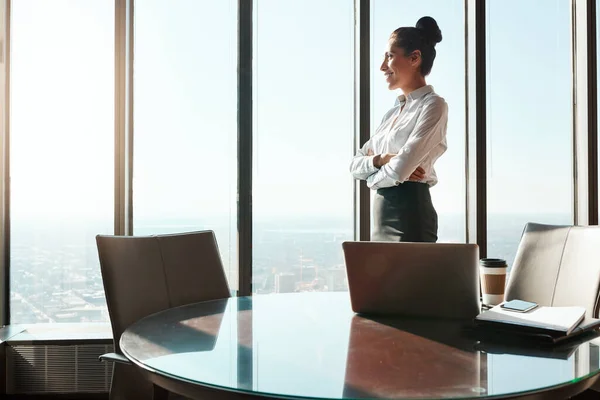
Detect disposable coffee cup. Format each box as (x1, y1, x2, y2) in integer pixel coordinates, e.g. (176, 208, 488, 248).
(479, 258, 507, 306)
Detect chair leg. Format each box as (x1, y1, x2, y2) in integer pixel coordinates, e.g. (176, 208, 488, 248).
(153, 383, 169, 400)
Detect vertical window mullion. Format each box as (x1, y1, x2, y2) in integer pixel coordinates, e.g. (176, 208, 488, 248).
(573, 0, 598, 226)
(0, 0, 9, 325)
(355, 0, 370, 242)
(590, 0, 599, 225)
(238, 0, 252, 297)
(466, 0, 487, 256)
(237, 0, 253, 391)
(114, 0, 133, 236)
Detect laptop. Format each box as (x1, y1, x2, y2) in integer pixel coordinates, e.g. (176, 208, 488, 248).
(342, 241, 480, 319)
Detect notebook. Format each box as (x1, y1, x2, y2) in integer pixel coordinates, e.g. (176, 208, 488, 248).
(473, 316, 600, 345)
(475, 303, 585, 335)
(472, 321, 600, 356)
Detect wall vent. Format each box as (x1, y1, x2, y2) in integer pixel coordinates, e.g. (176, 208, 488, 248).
(6, 343, 113, 394)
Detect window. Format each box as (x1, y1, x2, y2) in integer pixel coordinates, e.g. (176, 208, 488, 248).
(4, 0, 586, 323)
(486, 0, 573, 268)
(133, 0, 238, 288)
(371, 0, 467, 243)
(252, 0, 354, 294)
(10, 0, 114, 323)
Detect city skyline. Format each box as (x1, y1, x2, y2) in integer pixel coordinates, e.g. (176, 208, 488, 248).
(10, 211, 569, 324)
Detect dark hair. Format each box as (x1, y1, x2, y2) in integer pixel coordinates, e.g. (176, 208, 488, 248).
(390, 16, 442, 76)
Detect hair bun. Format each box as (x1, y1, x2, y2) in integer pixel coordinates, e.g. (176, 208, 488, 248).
(416, 16, 442, 46)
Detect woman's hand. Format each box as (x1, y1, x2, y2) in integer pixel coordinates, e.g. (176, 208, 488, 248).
(367, 149, 395, 168)
(408, 166, 426, 181)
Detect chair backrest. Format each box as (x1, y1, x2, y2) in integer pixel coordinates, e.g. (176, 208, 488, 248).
(505, 223, 600, 318)
(96, 230, 230, 354)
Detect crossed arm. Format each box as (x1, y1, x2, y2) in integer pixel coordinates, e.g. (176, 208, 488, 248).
(368, 149, 426, 180)
(349, 143, 425, 183)
(349, 98, 447, 189)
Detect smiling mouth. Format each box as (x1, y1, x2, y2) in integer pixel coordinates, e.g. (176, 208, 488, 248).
(384, 72, 393, 78)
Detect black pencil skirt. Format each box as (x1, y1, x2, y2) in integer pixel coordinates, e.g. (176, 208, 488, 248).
(372, 181, 438, 242)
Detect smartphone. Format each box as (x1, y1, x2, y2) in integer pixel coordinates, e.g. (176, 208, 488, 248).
(500, 299, 538, 313)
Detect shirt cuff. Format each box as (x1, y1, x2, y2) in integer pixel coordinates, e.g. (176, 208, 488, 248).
(366, 155, 379, 175)
(382, 164, 402, 183)
(367, 166, 399, 190)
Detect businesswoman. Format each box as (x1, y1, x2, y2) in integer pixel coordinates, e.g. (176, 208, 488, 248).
(349, 16, 447, 242)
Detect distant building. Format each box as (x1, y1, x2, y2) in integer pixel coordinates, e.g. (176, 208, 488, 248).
(275, 273, 296, 293)
(325, 265, 347, 292)
(61, 306, 104, 322)
(54, 312, 80, 323)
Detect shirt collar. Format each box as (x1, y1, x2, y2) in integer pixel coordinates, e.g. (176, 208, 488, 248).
(395, 85, 434, 105)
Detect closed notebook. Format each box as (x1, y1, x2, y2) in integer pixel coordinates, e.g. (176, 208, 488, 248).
(471, 317, 600, 345)
(474, 337, 581, 360)
(475, 304, 586, 335)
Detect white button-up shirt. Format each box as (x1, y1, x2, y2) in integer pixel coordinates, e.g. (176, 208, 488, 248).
(349, 85, 448, 189)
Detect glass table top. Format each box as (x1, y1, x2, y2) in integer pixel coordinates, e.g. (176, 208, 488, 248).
(120, 292, 600, 399)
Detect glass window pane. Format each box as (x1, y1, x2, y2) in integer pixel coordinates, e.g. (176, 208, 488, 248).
(487, 0, 572, 268)
(371, 0, 467, 243)
(10, 1, 114, 323)
(133, 1, 238, 289)
(252, 0, 354, 294)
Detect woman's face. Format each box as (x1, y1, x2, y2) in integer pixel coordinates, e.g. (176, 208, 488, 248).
(380, 41, 421, 90)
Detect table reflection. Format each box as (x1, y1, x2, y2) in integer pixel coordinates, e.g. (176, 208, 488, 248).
(343, 316, 483, 399)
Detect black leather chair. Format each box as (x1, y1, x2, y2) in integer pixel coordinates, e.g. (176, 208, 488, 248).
(96, 231, 231, 400)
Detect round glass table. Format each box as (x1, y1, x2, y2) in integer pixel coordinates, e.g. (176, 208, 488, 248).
(120, 292, 600, 399)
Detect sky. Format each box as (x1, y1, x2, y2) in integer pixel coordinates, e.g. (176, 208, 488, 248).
(485, 0, 572, 216)
(9, 0, 114, 236)
(7, 0, 576, 223)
